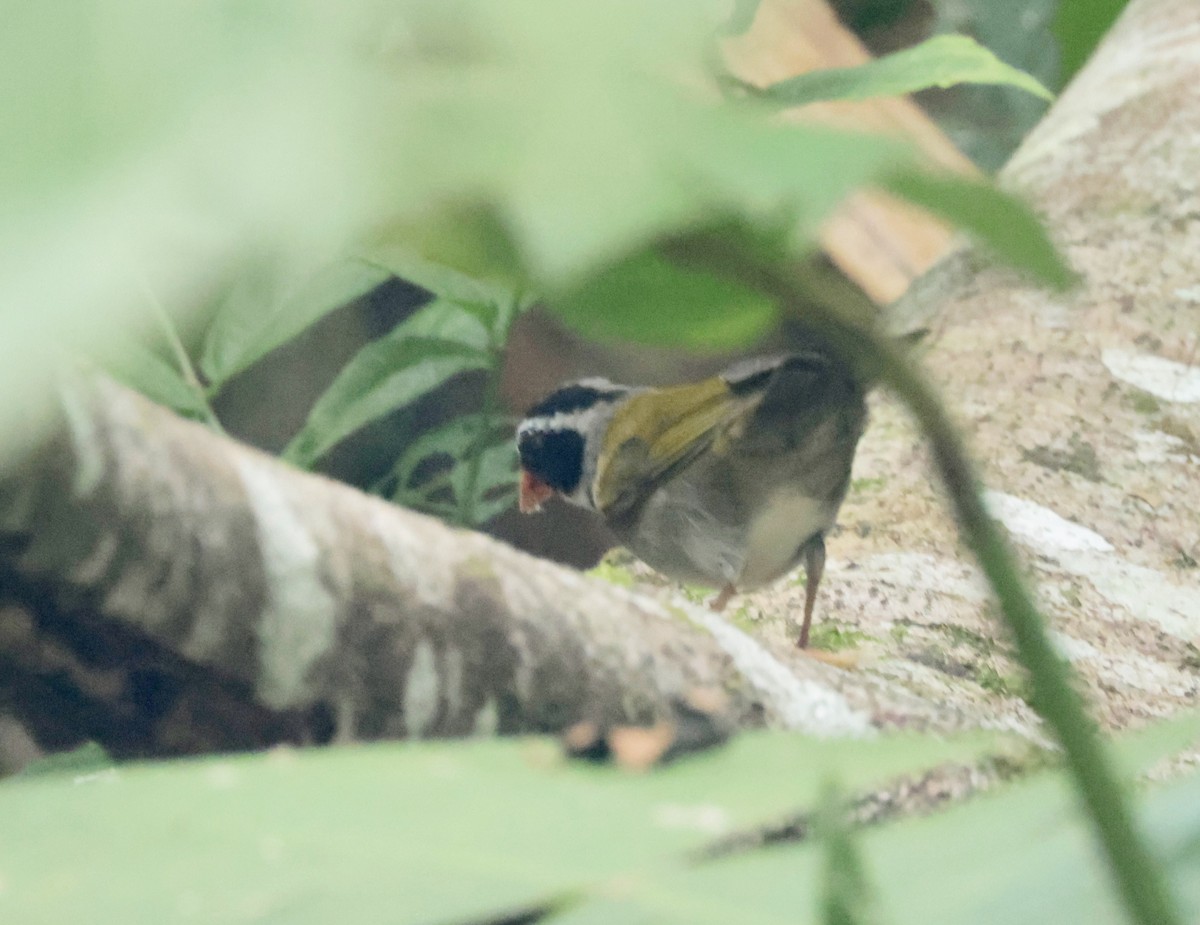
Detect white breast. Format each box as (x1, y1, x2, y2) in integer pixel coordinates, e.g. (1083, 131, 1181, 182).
(738, 490, 830, 588)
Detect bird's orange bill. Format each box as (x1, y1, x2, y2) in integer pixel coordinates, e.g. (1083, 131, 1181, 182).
(519, 469, 555, 513)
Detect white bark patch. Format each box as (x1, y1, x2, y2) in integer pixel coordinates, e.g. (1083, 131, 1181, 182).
(60, 386, 106, 497)
(832, 552, 988, 603)
(683, 603, 871, 736)
(441, 647, 465, 723)
(1058, 552, 1200, 640)
(233, 455, 336, 709)
(1051, 632, 1192, 696)
(366, 506, 457, 610)
(1050, 632, 1099, 662)
(978, 489, 1199, 649)
(984, 491, 1113, 554)
(473, 697, 499, 736)
(402, 638, 440, 737)
(1102, 349, 1200, 403)
(1133, 430, 1190, 465)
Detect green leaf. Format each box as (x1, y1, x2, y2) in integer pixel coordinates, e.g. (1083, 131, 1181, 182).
(360, 245, 515, 311)
(18, 742, 113, 779)
(555, 717, 1200, 925)
(104, 342, 210, 419)
(760, 34, 1053, 109)
(394, 414, 511, 486)
(1054, 0, 1129, 82)
(555, 772, 1200, 925)
(472, 482, 520, 523)
(516, 105, 909, 286)
(1112, 708, 1200, 779)
(721, 0, 762, 36)
(925, 1, 1059, 171)
(816, 786, 877, 925)
(201, 259, 392, 388)
(552, 249, 778, 349)
(0, 731, 998, 925)
(283, 300, 493, 468)
(390, 413, 519, 524)
(884, 170, 1075, 290)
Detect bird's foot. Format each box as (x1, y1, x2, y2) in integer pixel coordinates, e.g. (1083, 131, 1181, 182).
(709, 583, 736, 612)
(798, 648, 861, 670)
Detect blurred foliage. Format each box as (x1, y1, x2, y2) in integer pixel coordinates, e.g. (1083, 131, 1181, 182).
(14, 0, 1066, 527)
(925, 0, 1059, 170)
(835, 0, 1128, 172)
(1, 717, 1197, 924)
(1055, 0, 1131, 81)
(0, 3, 1187, 924)
(0, 730, 1000, 923)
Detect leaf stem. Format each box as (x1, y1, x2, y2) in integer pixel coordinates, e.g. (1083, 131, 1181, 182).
(138, 277, 227, 435)
(458, 292, 519, 526)
(668, 235, 1183, 925)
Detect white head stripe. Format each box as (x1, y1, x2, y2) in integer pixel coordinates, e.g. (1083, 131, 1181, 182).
(517, 404, 609, 439)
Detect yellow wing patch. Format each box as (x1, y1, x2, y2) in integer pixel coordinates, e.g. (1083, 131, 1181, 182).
(593, 376, 748, 515)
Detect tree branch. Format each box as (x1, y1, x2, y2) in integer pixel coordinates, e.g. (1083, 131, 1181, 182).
(0, 377, 878, 757)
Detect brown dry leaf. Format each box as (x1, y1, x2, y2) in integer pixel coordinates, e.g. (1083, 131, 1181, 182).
(608, 723, 677, 771)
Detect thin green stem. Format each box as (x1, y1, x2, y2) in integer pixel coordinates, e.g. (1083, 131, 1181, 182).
(137, 278, 227, 435)
(458, 292, 521, 527)
(668, 235, 1183, 925)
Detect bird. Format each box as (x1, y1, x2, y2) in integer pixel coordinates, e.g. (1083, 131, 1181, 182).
(515, 352, 866, 647)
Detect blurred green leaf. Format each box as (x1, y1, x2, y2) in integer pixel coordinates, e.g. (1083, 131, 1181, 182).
(1113, 709, 1200, 779)
(545, 115, 913, 348)
(2, 0, 1050, 457)
(374, 205, 530, 296)
(760, 35, 1053, 109)
(283, 299, 493, 468)
(817, 787, 877, 925)
(0, 2, 386, 453)
(104, 343, 210, 419)
(0, 731, 997, 925)
(556, 765, 1200, 925)
(552, 249, 777, 349)
(1054, 0, 1129, 82)
(884, 170, 1074, 289)
(375, 2, 912, 285)
(721, 0, 763, 36)
(17, 742, 113, 779)
(922, 1, 1059, 171)
(472, 483, 521, 523)
(361, 245, 516, 311)
(201, 259, 392, 388)
(555, 715, 1200, 925)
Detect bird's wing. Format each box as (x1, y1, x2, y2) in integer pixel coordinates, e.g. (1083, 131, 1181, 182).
(592, 375, 753, 520)
(723, 352, 864, 455)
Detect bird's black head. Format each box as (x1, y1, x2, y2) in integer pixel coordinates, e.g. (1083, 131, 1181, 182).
(517, 428, 586, 496)
(515, 378, 628, 511)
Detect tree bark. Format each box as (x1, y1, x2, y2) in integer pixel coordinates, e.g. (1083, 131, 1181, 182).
(0, 378, 875, 758)
(2, 0, 1198, 762)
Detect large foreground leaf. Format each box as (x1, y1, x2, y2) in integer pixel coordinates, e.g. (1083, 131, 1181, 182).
(0, 732, 995, 925)
(553, 771, 1200, 924)
(885, 170, 1074, 289)
(553, 713, 1200, 925)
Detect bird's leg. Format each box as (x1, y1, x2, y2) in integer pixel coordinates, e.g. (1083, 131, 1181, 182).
(797, 535, 826, 649)
(710, 583, 736, 612)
